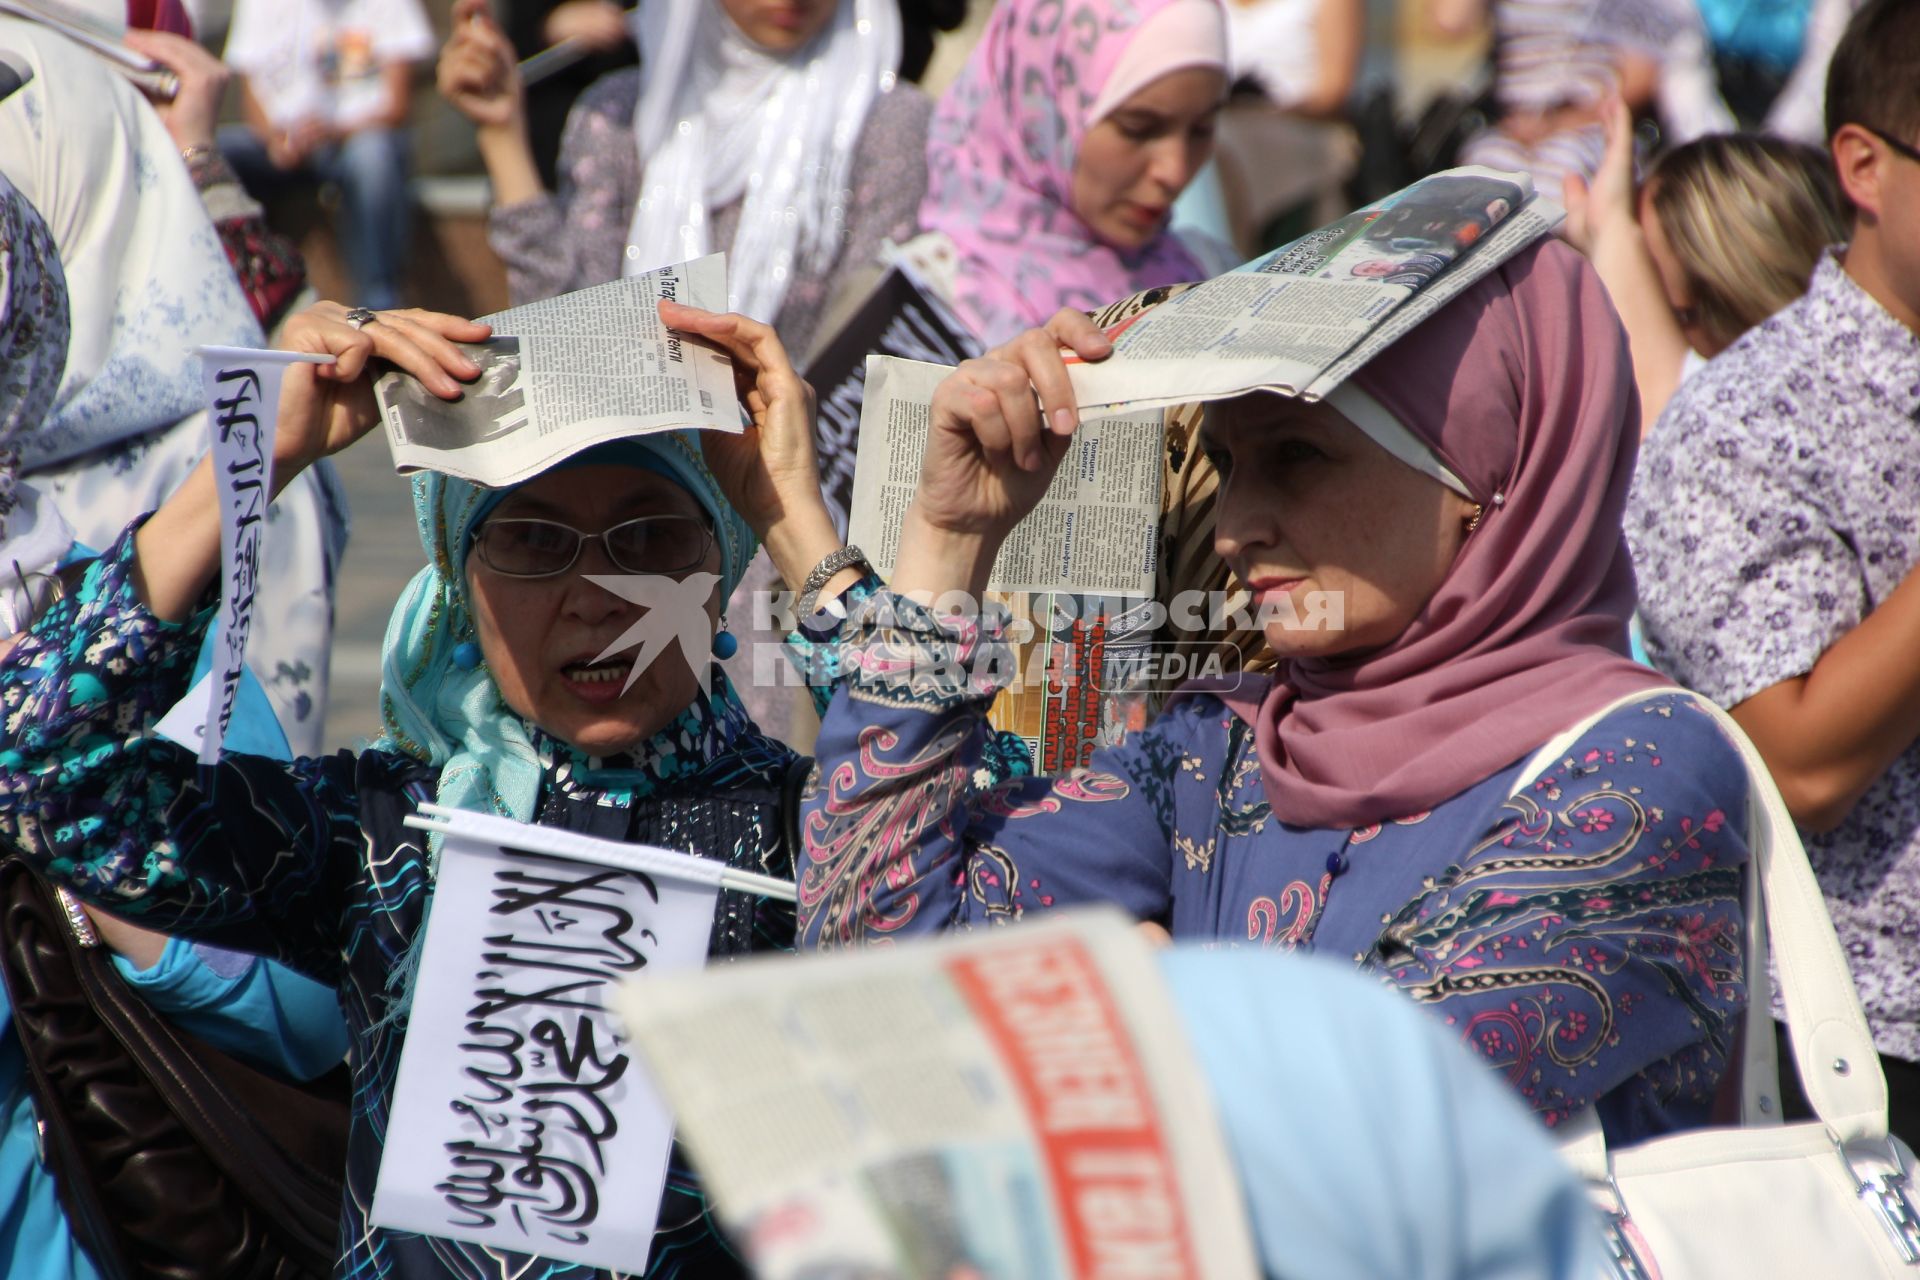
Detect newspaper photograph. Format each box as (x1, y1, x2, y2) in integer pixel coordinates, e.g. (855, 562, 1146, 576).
(375, 254, 741, 489)
(848, 356, 1162, 599)
(1065, 166, 1562, 413)
(988, 591, 1164, 773)
(614, 911, 1261, 1280)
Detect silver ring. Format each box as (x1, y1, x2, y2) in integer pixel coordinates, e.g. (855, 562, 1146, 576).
(344, 307, 378, 331)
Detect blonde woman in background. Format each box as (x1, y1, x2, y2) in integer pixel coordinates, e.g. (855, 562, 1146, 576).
(1565, 96, 1847, 432)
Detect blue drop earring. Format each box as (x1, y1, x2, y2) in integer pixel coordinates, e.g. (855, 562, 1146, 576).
(453, 640, 483, 671)
(712, 619, 738, 660)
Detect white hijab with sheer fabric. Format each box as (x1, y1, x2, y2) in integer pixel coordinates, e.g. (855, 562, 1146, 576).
(623, 0, 900, 323)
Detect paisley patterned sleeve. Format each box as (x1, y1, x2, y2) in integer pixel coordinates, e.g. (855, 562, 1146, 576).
(487, 69, 639, 305)
(1373, 695, 1751, 1134)
(0, 526, 362, 984)
(799, 590, 1181, 949)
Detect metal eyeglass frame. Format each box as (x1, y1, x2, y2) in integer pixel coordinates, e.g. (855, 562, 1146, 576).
(469, 515, 714, 579)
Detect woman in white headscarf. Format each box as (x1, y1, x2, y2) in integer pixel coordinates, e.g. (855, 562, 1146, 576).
(440, 0, 929, 362)
(0, 16, 347, 755)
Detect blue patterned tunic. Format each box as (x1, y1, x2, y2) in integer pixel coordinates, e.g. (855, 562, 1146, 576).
(0, 528, 802, 1280)
(799, 593, 1753, 1143)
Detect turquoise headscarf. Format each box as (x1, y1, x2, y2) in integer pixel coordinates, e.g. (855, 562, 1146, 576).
(373, 431, 757, 835)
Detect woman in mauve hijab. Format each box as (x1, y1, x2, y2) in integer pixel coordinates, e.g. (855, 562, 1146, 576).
(798, 237, 1755, 1145)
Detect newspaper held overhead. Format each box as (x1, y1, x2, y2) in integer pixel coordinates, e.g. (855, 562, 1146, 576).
(835, 170, 1558, 770)
(375, 254, 740, 489)
(1066, 166, 1562, 413)
(615, 910, 1260, 1280)
(849, 357, 1163, 600)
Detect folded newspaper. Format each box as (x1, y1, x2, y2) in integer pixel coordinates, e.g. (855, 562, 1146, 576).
(1067, 165, 1561, 412)
(849, 357, 1164, 601)
(0, 0, 179, 98)
(374, 255, 741, 489)
(614, 910, 1261, 1280)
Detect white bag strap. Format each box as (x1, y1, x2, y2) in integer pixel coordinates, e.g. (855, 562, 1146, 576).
(1516, 690, 1889, 1180)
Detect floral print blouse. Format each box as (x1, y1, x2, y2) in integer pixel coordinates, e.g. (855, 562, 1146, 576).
(1628, 250, 1920, 1063)
(487, 69, 932, 362)
(800, 593, 1754, 1143)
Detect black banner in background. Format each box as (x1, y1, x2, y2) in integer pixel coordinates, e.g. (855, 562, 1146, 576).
(802, 267, 982, 535)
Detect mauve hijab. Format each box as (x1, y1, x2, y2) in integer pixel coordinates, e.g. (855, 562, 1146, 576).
(1196, 238, 1668, 830)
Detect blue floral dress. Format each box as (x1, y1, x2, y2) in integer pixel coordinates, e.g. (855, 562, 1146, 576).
(0, 528, 802, 1280)
(800, 593, 1754, 1143)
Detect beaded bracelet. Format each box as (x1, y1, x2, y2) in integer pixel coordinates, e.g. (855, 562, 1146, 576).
(796, 545, 870, 620)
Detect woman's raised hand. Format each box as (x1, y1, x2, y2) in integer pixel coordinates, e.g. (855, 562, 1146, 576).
(133, 305, 486, 623)
(272, 304, 489, 484)
(659, 300, 847, 596)
(1562, 96, 1636, 254)
(892, 309, 1112, 600)
(438, 0, 525, 132)
(121, 30, 230, 153)
(659, 300, 823, 530)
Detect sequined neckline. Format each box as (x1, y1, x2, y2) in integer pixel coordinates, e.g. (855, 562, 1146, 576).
(532, 682, 751, 804)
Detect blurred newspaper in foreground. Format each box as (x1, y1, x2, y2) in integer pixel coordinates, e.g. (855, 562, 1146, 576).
(374, 255, 741, 489)
(614, 911, 1260, 1280)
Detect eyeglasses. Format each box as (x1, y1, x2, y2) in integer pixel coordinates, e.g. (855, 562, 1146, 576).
(470, 515, 713, 579)
(1864, 124, 1920, 166)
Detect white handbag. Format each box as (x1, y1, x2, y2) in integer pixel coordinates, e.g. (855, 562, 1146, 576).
(1517, 692, 1920, 1279)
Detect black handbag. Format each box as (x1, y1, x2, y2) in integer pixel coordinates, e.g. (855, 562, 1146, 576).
(0, 856, 349, 1280)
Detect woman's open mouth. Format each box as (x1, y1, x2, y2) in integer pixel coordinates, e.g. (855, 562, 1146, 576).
(561, 657, 634, 702)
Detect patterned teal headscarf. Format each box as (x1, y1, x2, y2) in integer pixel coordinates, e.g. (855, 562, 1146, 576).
(373, 431, 758, 836)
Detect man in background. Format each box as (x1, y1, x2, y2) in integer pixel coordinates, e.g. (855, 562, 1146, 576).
(1628, 0, 1920, 1137)
(218, 0, 434, 310)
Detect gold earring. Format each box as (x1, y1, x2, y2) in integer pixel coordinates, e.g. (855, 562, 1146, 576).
(1465, 504, 1485, 534)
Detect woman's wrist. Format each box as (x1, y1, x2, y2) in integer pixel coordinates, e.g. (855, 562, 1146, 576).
(476, 117, 542, 206)
(761, 501, 846, 595)
(1589, 217, 1646, 261)
(131, 458, 223, 623)
(889, 506, 1000, 606)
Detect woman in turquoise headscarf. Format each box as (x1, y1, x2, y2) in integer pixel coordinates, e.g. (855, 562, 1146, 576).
(0, 293, 861, 1280)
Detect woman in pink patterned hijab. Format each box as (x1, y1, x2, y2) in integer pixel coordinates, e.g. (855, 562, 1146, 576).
(920, 0, 1229, 344)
